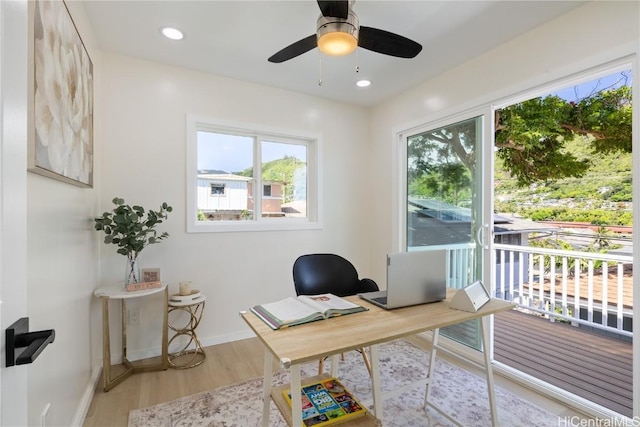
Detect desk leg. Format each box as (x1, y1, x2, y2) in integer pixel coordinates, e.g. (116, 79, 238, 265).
(480, 316, 499, 427)
(330, 354, 339, 377)
(290, 363, 302, 427)
(369, 344, 383, 422)
(424, 328, 440, 409)
(262, 350, 273, 427)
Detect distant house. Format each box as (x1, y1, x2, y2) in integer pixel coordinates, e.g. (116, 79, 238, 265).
(197, 170, 283, 219)
(408, 198, 556, 247)
(408, 198, 559, 296)
(247, 180, 284, 217)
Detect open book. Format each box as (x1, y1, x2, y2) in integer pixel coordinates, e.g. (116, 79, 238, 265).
(251, 293, 367, 330)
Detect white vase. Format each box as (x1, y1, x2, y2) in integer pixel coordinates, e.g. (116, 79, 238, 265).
(125, 254, 141, 285)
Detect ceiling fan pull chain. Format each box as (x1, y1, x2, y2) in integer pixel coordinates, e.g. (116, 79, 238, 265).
(355, 49, 359, 74)
(318, 53, 323, 86)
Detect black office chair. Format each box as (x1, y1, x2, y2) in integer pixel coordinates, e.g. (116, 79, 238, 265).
(292, 253, 379, 375)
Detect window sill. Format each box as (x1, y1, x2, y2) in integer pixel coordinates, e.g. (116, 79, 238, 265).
(187, 219, 322, 233)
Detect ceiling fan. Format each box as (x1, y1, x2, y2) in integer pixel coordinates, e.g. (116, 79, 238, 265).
(268, 0, 422, 63)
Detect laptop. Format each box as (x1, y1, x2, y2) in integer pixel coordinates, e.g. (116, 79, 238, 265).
(359, 250, 447, 309)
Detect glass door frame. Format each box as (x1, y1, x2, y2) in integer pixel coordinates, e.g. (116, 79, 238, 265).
(395, 106, 495, 351)
(394, 56, 638, 419)
(396, 106, 494, 281)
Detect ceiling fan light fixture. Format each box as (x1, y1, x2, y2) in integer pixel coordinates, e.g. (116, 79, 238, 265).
(318, 31, 357, 56)
(268, 2, 421, 64)
(316, 12, 359, 57)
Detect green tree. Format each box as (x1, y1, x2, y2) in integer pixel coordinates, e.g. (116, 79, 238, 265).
(495, 83, 631, 186)
(592, 226, 610, 250)
(411, 76, 631, 191)
(408, 117, 476, 207)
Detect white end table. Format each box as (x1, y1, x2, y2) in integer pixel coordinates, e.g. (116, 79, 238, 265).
(94, 283, 168, 392)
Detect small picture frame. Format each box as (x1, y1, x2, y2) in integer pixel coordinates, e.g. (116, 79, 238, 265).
(141, 268, 161, 283)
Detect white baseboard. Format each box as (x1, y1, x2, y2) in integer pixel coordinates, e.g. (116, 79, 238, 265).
(72, 365, 102, 427)
(199, 329, 256, 348)
(125, 329, 257, 361)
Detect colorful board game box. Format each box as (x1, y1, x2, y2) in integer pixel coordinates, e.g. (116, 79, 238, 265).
(282, 377, 366, 426)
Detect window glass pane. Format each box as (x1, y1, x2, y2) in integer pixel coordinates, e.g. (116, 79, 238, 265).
(261, 141, 307, 218)
(196, 131, 254, 221)
(406, 116, 483, 351)
(407, 117, 477, 249)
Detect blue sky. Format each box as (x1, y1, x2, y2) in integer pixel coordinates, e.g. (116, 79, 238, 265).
(551, 70, 632, 101)
(197, 132, 306, 173)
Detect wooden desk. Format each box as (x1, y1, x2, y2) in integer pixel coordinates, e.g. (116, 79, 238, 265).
(240, 288, 515, 427)
(94, 283, 169, 391)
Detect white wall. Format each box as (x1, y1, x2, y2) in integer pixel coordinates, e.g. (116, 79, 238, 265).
(368, 0, 640, 283)
(98, 53, 372, 357)
(26, 1, 101, 426)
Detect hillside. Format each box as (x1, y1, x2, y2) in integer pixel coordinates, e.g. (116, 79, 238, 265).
(237, 156, 306, 203)
(494, 136, 633, 226)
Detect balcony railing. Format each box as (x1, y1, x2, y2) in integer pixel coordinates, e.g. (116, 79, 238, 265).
(493, 243, 633, 337)
(435, 243, 633, 337)
(426, 243, 634, 416)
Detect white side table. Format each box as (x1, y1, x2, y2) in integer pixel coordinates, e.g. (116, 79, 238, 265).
(94, 283, 168, 391)
(167, 294, 206, 369)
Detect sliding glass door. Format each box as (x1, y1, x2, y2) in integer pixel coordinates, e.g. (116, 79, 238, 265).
(403, 112, 491, 350)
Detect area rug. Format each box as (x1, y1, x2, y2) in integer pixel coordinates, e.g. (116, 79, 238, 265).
(129, 340, 558, 427)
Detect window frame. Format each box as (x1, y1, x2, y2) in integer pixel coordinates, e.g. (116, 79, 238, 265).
(186, 115, 322, 233)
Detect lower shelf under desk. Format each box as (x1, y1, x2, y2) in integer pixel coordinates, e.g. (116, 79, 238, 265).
(270, 373, 378, 427)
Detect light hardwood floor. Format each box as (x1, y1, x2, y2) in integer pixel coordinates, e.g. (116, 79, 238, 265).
(83, 336, 588, 426)
(83, 338, 276, 426)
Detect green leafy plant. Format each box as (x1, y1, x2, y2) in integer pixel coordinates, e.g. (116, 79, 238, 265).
(94, 198, 173, 283)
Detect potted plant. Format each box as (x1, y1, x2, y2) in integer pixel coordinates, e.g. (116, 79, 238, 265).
(94, 197, 173, 286)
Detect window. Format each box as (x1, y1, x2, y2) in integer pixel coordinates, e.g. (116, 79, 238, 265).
(187, 116, 321, 232)
(210, 183, 225, 195)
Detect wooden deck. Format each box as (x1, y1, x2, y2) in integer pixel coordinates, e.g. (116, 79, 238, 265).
(494, 309, 633, 417)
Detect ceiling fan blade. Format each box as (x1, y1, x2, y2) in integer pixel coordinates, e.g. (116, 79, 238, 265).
(268, 35, 317, 63)
(317, 0, 349, 19)
(358, 26, 422, 58)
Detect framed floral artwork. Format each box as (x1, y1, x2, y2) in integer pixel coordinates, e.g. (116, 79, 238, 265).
(28, 0, 93, 187)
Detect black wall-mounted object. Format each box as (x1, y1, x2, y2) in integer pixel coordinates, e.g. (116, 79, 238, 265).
(6, 317, 55, 367)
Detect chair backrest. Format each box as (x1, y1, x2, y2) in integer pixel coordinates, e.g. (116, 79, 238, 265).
(292, 253, 378, 297)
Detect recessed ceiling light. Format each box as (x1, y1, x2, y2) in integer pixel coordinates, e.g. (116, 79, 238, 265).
(161, 27, 184, 41)
(356, 80, 371, 88)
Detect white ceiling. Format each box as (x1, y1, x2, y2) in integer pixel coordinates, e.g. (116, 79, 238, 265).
(82, 1, 585, 107)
